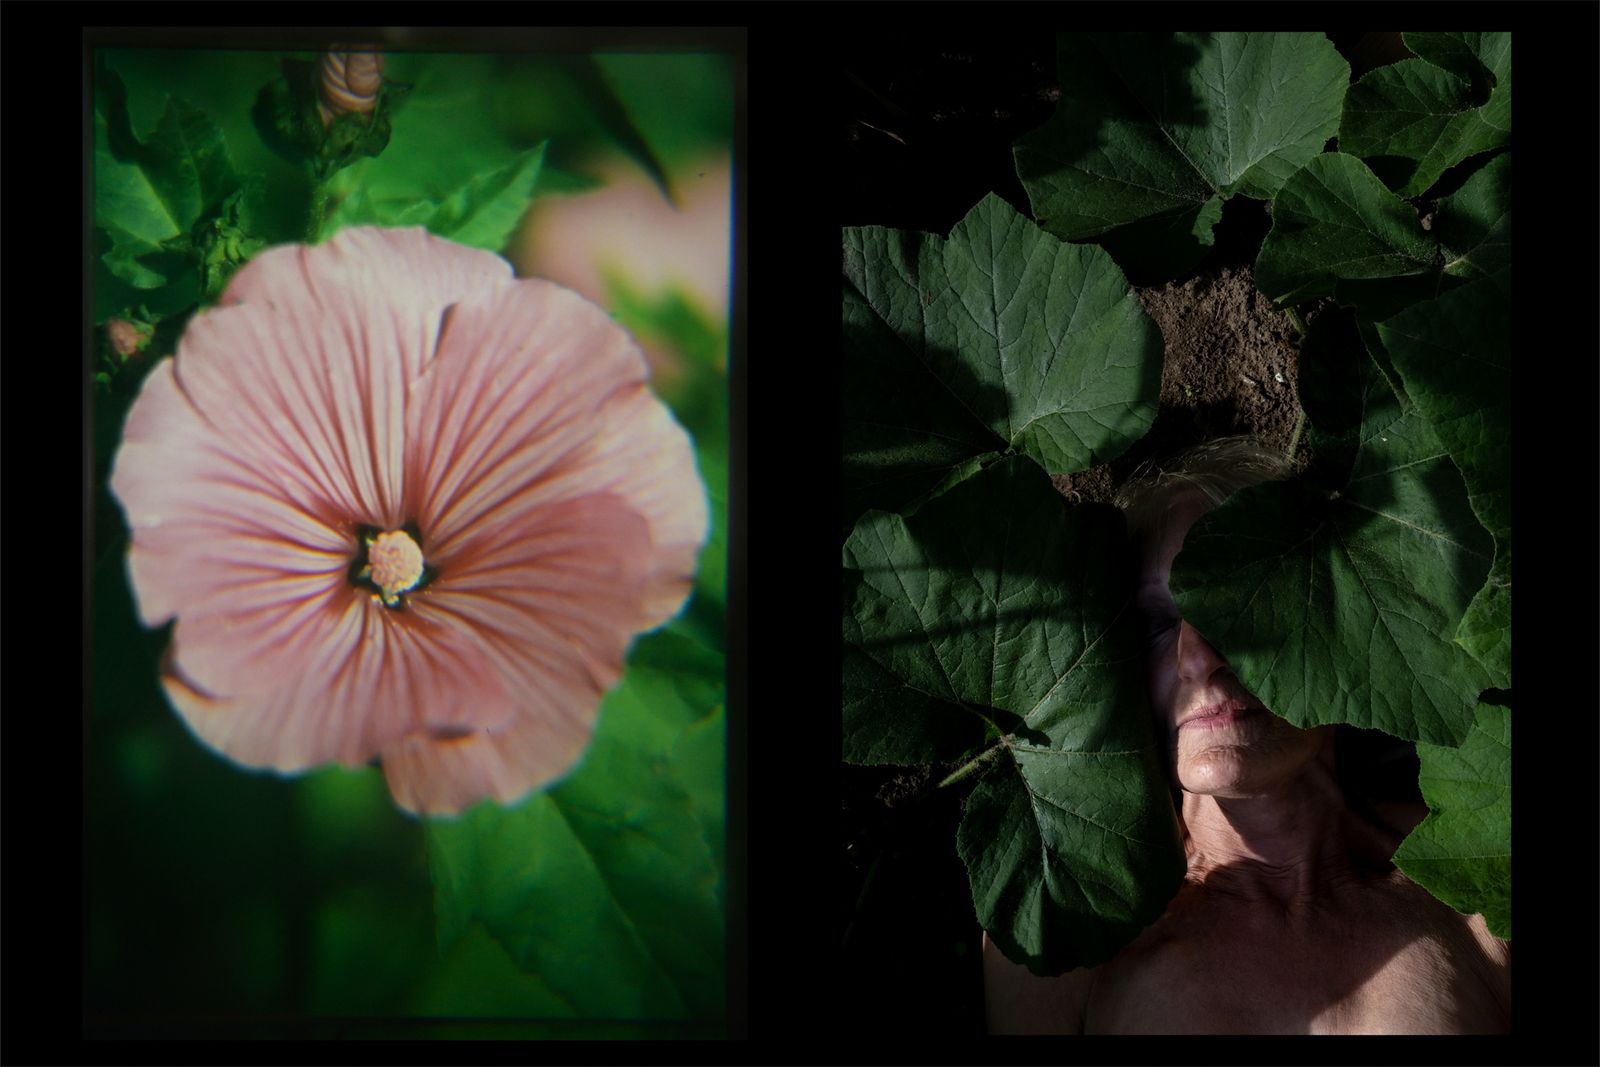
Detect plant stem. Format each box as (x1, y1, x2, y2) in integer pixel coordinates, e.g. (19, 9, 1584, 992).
(1286, 409, 1306, 462)
(305, 181, 331, 242)
(937, 743, 1002, 789)
(1285, 306, 1309, 337)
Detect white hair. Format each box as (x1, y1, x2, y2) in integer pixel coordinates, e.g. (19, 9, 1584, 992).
(1111, 435, 1291, 546)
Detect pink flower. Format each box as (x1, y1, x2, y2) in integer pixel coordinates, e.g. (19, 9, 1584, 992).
(109, 227, 707, 815)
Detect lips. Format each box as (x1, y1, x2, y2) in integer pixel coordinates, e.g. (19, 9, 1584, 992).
(1178, 698, 1265, 730)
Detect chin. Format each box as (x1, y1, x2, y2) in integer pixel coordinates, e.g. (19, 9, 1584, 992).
(1179, 725, 1326, 797)
(1179, 745, 1274, 797)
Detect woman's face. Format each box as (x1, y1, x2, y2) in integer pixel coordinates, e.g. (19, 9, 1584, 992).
(1135, 488, 1326, 798)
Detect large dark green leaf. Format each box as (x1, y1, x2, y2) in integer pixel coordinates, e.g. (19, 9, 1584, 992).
(1376, 268, 1510, 686)
(1434, 154, 1511, 281)
(842, 193, 1161, 534)
(1169, 317, 1493, 746)
(1340, 32, 1510, 198)
(1255, 153, 1446, 314)
(1393, 700, 1510, 939)
(1014, 32, 1347, 279)
(424, 630, 724, 1019)
(844, 456, 1184, 973)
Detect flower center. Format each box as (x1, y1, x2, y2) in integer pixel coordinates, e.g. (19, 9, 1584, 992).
(365, 529, 424, 607)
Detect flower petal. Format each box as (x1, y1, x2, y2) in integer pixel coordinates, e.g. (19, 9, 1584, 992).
(404, 277, 707, 628)
(220, 227, 514, 383)
(379, 706, 586, 816)
(381, 494, 655, 814)
(163, 589, 520, 771)
(573, 375, 709, 625)
(176, 228, 514, 529)
(111, 358, 351, 634)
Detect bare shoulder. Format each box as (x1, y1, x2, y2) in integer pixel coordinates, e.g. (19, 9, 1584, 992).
(1378, 868, 1509, 952)
(981, 931, 1097, 1034)
(1368, 870, 1511, 1025)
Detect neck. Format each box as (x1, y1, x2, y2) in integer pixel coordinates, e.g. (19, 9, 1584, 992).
(1179, 743, 1389, 914)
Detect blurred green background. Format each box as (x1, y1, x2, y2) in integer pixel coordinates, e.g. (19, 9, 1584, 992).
(88, 44, 732, 1039)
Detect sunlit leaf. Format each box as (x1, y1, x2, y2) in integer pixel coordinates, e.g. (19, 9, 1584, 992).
(1393, 700, 1510, 939)
(1170, 314, 1493, 745)
(1376, 268, 1510, 686)
(1015, 32, 1347, 280)
(843, 192, 1161, 534)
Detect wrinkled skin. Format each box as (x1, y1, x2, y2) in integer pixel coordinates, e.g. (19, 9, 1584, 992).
(983, 488, 1510, 1034)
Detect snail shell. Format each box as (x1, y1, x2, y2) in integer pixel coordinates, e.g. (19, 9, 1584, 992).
(318, 48, 385, 126)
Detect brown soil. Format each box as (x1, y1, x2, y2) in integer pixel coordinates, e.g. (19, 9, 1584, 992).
(1052, 241, 1311, 506)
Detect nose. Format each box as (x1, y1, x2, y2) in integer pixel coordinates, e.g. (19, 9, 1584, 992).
(1175, 620, 1228, 683)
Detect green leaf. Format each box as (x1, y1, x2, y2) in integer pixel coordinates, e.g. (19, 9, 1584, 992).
(424, 630, 724, 1019)
(1434, 154, 1511, 280)
(100, 49, 313, 246)
(844, 456, 1185, 973)
(1339, 33, 1510, 198)
(144, 96, 240, 224)
(1376, 268, 1510, 687)
(1393, 701, 1510, 939)
(1014, 32, 1347, 276)
(412, 920, 582, 1018)
(326, 145, 547, 253)
(1254, 153, 1449, 315)
(95, 57, 244, 315)
(842, 193, 1161, 534)
(96, 78, 237, 237)
(322, 54, 545, 250)
(96, 91, 238, 245)
(94, 251, 199, 328)
(1169, 315, 1493, 746)
(426, 145, 547, 252)
(670, 703, 725, 885)
(1404, 32, 1510, 98)
(99, 219, 181, 290)
(843, 628, 989, 767)
(95, 111, 185, 251)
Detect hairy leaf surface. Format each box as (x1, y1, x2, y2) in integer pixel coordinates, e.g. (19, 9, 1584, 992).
(1254, 153, 1448, 315)
(1169, 320, 1493, 745)
(1340, 32, 1510, 198)
(844, 456, 1184, 973)
(1434, 154, 1511, 281)
(842, 193, 1161, 534)
(1394, 701, 1510, 939)
(1014, 32, 1347, 279)
(1376, 268, 1510, 686)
